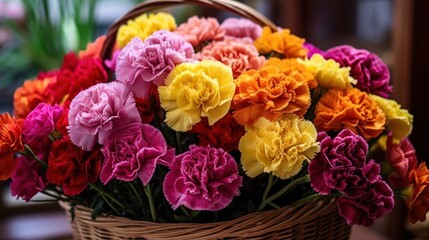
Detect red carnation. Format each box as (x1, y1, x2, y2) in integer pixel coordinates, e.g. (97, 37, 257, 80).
(192, 113, 245, 152)
(47, 136, 102, 196)
(45, 52, 108, 105)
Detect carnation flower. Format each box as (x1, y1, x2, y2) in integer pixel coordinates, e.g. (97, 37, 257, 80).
(47, 136, 102, 196)
(68, 82, 141, 151)
(406, 162, 429, 223)
(239, 116, 319, 179)
(197, 38, 265, 78)
(232, 62, 311, 125)
(105, 49, 121, 72)
(100, 122, 173, 185)
(116, 31, 194, 98)
(0, 113, 24, 180)
(325, 45, 392, 98)
(264, 57, 317, 89)
(78, 35, 106, 60)
(10, 155, 47, 202)
(221, 17, 262, 40)
(314, 87, 385, 140)
(117, 12, 177, 47)
(337, 180, 394, 226)
(254, 27, 308, 58)
(174, 16, 225, 47)
(369, 94, 413, 142)
(386, 134, 417, 188)
(304, 43, 325, 58)
(13, 77, 54, 119)
(45, 52, 108, 106)
(192, 113, 245, 152)
(163, 145, 242, 211)
(158, 60, 235, 132)
(309, 129, 380, 197)
(299, 53, 356, 89)
(22, 103, 63, 145)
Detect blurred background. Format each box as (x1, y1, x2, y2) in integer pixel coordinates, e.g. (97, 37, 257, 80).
(0, 0, 428, 239)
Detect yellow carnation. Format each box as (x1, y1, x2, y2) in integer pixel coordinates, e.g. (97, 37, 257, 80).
(369, 94, 413, 142)
(239, 115, 320, 179)
(117, 12, 176, 47)
(298, 54, 356, 89)
(158, 60, 235, 132)
(254, 27, 308, 58)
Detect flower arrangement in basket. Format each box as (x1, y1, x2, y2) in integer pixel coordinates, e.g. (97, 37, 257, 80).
(1, 0, 428, 239)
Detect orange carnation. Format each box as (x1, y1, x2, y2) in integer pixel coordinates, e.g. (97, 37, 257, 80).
(13, 77, 54, 119)
(233, 64, 310, 125)
(78, 35, 106, 60)
(264, 57, 317, 89)
(254, 27, 308, 58)
(314, 87, 385, 140)
(406, 162, 429, 223)
(0, 113, 24, 180)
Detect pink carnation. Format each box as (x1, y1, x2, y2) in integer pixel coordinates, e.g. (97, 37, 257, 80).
(325, 45, 392, 98)
(163, 145, 242, 211)
(221, 18, 262, 40)
(105, 49, 121, 72)
(304, 43, 325, 58)
(100, 122, 174, 185)
(197, 38, 265, 78)
(174, 16, 225, 47)
(10, 155, 47, 202)
(386, 134, 417, 188)
(22, 102, 63, 144)
(337, 180, 394, 226)
(116, 31, 194, 98)
(68, 82, 141, 151)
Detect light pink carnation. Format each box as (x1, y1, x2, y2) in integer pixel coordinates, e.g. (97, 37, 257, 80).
(163, 145, 242, 211)
(174, 16, 225, 47)
(100, 122, 174, 185)
(116, 31, 194, 98)
(68, 82, 141, 151)
(197, 38, 265, 78)
(221, 18, 262, 40)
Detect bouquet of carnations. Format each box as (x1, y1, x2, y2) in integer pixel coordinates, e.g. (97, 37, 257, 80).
(1, 1, 427, 230)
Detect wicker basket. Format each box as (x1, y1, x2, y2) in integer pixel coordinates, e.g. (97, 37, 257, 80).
(61, 0, 352, 239)
(60, 197, 350, 240)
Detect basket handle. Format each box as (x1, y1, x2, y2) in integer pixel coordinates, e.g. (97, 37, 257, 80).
(100, 0, 277, 63)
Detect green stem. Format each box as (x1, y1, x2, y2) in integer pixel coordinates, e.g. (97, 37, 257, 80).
(89, 183, 125, 209)
(100, 194, 121, 216)
(257, 175, 310, 211)
(175, 132, 183, 153)
(128, 182, 144, 213)
(261, 174, 274, 204)
(22, 144, 47, 168)
(144, 183, 158, 222)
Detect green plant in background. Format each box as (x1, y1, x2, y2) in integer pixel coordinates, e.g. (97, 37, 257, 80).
(0, 0, 97, 89)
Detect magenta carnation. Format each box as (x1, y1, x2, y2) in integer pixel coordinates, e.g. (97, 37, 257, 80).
(325, 45, 392, 98)
(337, 180, 394, 226)
(105, 49, 121, 72)
(304, 43, 325, 58)
(22, 102, 63, 144)
(100, 122, 173, 185)
(309, 129, 380, 197)
(10, 155, 47, 202)
(116, 31, 194, 98)
(68, 82, 141, 151)
(163, 145, 242, 211)
(221, 18, 262, 40)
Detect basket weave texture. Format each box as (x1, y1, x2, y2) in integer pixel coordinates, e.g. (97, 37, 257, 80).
(60, 198, 351, 240)
(62, 0, 352, 239)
